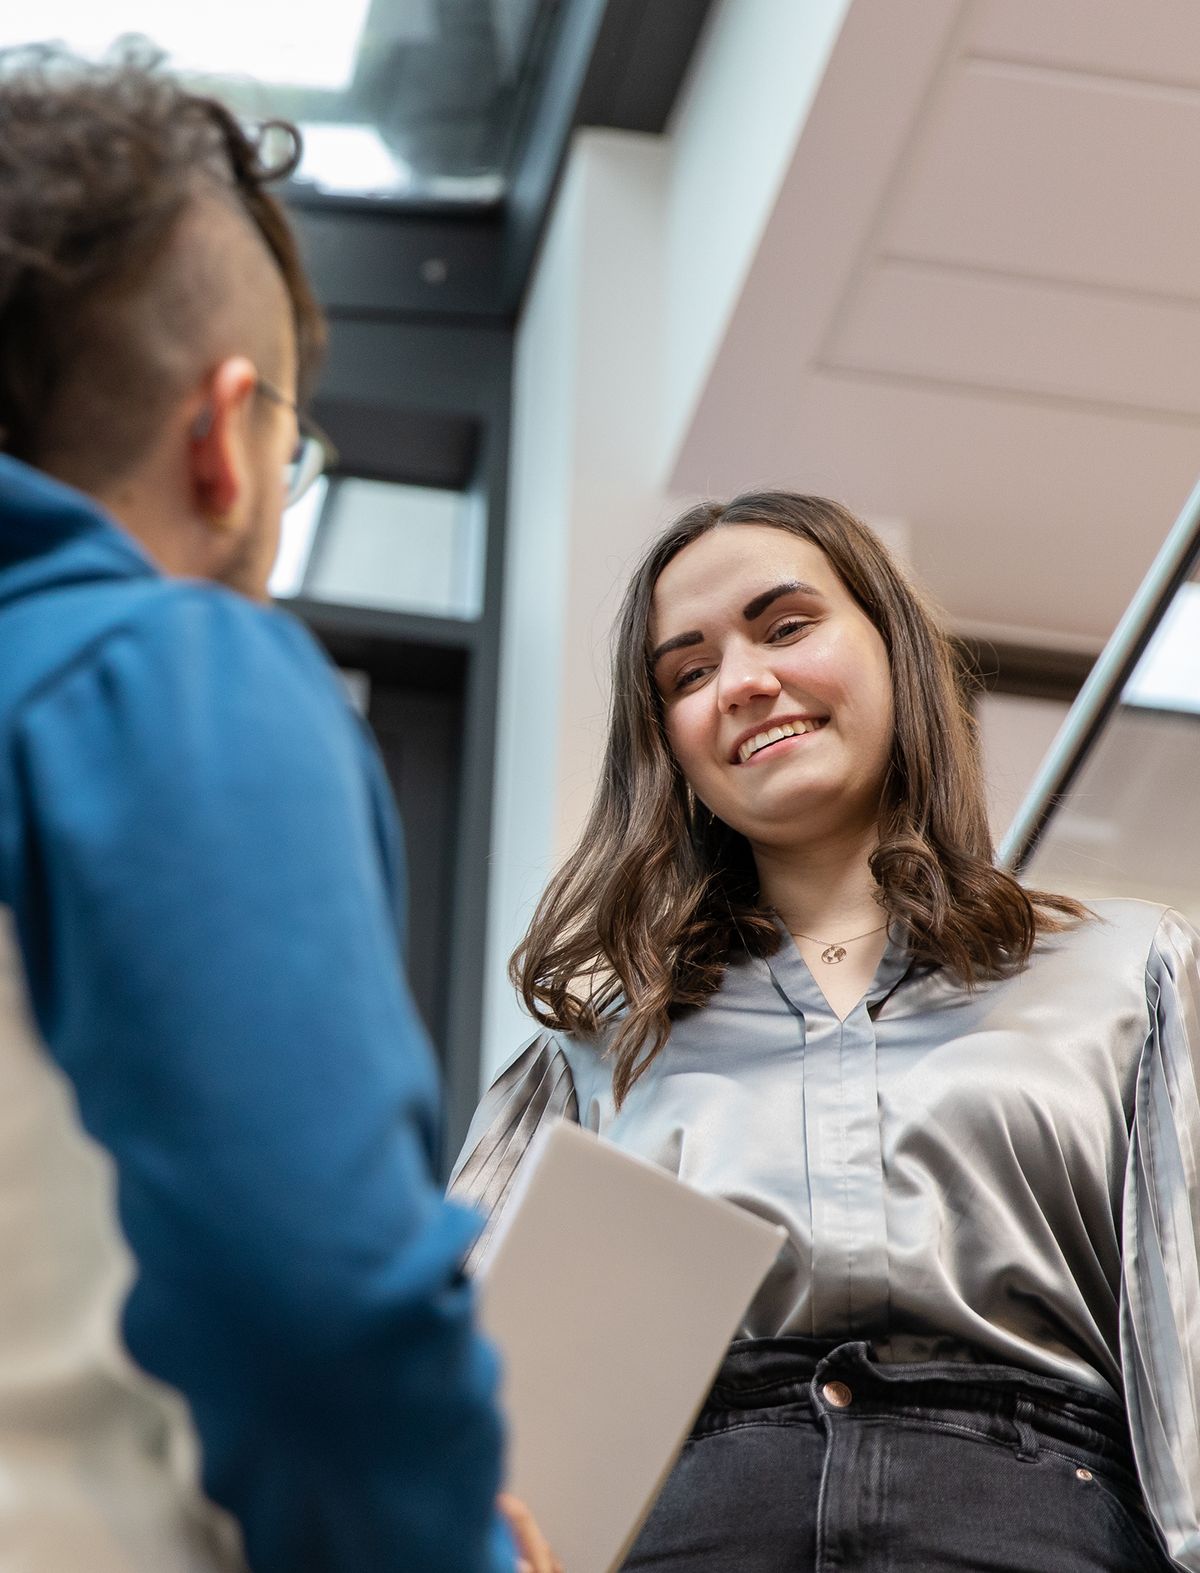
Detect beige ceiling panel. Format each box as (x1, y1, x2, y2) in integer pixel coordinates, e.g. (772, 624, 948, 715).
(882, 61, 1200, 298)
(825, 260, 1200, 415)
(968, 0, 1200, 88)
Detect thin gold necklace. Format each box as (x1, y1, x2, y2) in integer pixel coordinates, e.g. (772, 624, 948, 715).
(787, 922, 888, 966)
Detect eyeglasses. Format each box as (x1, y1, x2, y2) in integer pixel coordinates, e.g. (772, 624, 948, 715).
(255, 377, 338, 507)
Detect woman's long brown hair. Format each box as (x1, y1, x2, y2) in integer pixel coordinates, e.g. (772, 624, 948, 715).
(512, 494, 1088, 1105)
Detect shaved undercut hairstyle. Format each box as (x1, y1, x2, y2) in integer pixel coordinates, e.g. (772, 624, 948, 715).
(0, 43, 325, 488)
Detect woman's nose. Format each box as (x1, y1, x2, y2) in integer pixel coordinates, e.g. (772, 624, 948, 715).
(717, 652, 782, 712)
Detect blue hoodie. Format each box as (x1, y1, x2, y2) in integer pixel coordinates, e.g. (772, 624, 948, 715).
(0, 455, 513, 1573)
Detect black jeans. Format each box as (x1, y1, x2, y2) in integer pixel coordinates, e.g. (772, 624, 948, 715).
(621, 1337, 1173, 1572)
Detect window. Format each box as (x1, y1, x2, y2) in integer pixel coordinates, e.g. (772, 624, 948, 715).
(2, 0, 559, 202)
(272, 476, 484, 621)
(1022, 563, 1200, 921)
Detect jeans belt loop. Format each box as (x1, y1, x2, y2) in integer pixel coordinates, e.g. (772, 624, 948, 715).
(1013, 1395, 1039, 1462)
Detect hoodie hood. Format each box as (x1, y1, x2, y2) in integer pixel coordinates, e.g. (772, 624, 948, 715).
(0, 454, 159, 611)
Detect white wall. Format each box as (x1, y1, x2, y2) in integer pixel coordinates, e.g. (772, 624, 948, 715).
(480, 131, 670, 1083)
(662, 0, 853, 474)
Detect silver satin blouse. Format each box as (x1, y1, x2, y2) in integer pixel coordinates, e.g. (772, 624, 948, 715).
(451, 898, 1200, 1568)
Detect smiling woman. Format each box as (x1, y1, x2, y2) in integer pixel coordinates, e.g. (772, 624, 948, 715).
(652, 527, 892, 868)
(511, 492, 1083, 1102)
(452, 490, 1200, 1572)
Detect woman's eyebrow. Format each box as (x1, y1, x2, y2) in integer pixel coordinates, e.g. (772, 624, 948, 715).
(651, 629, 704, 666)
(742, 580, 823, 621)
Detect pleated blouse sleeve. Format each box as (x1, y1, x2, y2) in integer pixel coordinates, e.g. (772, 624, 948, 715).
(449, 1031, 579, 1273)
(1121, 908, 1200, 1570)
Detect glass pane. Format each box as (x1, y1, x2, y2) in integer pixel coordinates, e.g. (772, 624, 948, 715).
(1, 0, 558, 202)
(269, 477, 329, 600)
(977, 693, 1072, 845)
(303, 477, 484, 620)
(1022, 554, 1200, 923)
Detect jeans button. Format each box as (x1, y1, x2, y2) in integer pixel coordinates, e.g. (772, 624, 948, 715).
(822, 1380, 853, 1409)
(1076, 1468, 1093, 1482)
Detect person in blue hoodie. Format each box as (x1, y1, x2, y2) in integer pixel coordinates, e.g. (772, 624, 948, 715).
(0, 44, 556, 1573)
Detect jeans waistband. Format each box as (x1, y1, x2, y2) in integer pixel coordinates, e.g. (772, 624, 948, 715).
(704, 1337, 1133, 1466)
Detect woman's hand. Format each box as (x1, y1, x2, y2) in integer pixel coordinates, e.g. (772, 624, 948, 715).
(497, 1491, 564, 1573)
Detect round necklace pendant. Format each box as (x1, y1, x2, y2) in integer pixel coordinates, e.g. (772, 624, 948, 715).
(821, 944, 848, 965)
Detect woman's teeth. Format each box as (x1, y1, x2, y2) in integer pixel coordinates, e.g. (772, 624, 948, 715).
(738, 718, 825, 764)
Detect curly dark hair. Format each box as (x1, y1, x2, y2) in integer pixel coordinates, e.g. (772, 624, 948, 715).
(0, 42, 324, 483)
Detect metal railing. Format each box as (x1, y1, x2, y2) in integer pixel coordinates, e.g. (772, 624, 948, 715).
(999, 475, 1200, 873)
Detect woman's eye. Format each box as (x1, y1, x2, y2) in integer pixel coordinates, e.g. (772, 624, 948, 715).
(768, 618, 811, 642)
(674, 665, 708, 691)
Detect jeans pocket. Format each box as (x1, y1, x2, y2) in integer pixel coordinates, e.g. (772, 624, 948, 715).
(1047, 1450, 1170, 1571)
